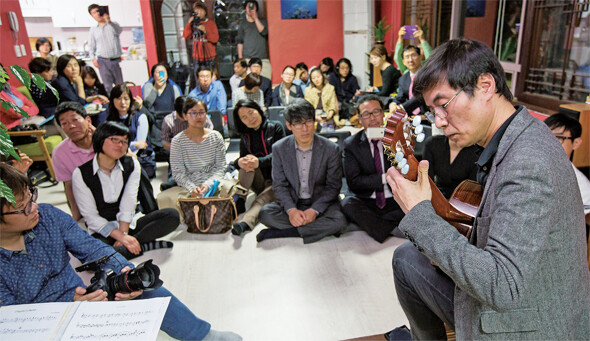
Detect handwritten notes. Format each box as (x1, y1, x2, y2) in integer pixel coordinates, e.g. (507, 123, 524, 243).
(0, 297, 170, 341)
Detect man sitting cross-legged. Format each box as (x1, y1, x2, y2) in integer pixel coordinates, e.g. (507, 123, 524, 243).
(341, 95, 405, 243)
(257, 99, 347, 243)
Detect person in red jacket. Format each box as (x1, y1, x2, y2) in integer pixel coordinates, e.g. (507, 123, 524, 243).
(182, 1, 219, 79)
(0, 82, 40, 129)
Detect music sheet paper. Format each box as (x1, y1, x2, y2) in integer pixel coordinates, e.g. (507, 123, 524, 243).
(0, 297, 170, 341)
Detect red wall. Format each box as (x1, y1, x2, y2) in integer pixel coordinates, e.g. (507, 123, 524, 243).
(377, 0, 403, 65)
(0, 0, 33, 87)
(266, 0, 343, 85)
(464, 0, 498, 48)
(140, 0, 158, 71)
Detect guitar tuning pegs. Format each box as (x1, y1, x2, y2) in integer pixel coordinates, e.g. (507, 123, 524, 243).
(397, 158, 407, 169)
(414, 125, 423, 134)
(400, 164, 410, 175)
(415, 133, 425, 143)
(394, 151, 404, 163)
(411, 115, 421, 127)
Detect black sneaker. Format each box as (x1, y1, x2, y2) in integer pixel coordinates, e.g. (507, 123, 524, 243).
(384, 325, 411, 341)
(231, 222, 250, 236)
(235, 197, 246, 214)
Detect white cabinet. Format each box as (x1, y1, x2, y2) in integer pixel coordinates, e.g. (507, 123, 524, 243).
(20, 0, 51, 17)
(49, 0, 142, 28)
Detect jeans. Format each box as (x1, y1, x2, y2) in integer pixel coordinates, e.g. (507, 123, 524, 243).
(393, 242, 455, 340)
(140, 286, 211, 340)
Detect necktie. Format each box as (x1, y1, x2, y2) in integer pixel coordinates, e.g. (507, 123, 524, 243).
(372, 140, 386, 209)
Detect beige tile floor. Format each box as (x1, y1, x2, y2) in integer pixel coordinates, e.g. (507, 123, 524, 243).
(38, 141, 409, 341)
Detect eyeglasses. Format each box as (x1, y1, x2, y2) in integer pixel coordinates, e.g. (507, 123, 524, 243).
(2, 187, 38, 216)
(424, 87, 464, 123)
(107, 137, 129, 146)
(187, 110, 207, 117)
(554, 135, 574, 144)
(290, 119, 315, 129)
(359, 108, 384, 120)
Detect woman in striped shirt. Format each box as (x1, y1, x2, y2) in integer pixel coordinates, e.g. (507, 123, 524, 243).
(157, 97, 226, 210)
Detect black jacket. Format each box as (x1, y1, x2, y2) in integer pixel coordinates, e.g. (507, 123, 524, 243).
(233, 119, 285, 180)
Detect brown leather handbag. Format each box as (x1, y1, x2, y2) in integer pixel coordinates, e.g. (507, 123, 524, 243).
(178, 196, 237, 234)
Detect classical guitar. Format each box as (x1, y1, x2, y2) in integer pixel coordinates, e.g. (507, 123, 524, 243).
(382, 110, 483, 237)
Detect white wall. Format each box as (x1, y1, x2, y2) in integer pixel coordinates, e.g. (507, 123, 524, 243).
(343, 0, 373, 90)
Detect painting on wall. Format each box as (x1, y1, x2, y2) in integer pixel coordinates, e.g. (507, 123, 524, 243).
(466, 0, 486, 17)
(281, 0, 317, 19)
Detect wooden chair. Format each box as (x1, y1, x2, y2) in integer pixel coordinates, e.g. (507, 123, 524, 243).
(7, 129, 60, 180)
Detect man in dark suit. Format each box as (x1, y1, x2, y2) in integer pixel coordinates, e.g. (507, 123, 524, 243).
(386, 39, 589, 340)
(258, 99, 346, 243)
(387, 45, 428, 116)
(341, 95, 404, 243)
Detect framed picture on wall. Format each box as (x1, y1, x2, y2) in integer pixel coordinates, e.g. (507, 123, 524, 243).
(281, 0, 317, 19)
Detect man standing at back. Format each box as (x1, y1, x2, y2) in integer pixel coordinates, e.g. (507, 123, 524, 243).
(237, 0, 271, 80)
(385, 38, 589, 340)
(88, 4, 123, 93)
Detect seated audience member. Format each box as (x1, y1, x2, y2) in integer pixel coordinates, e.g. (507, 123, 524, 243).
(233, 73, 266, 111)
(157, 97, 226, 211)
(319, 57, 335, 79)
(72, 122, 179, 260)
(388, 45, 429, 115)
(82, 65, 109, 101)
(239, 58, 272, 108)
(107, 84, 156, 178)
(257, 99, 346, 244)
(272, 65, 303, 106)
(366, 45, 401, 97)
(544, 113, 590, 225)
(142, 63, 182, 113)
(231, 99, 286, 236)
(52, 55, 105, 106)
(341, 95, 405, 242)
(304, 67, 341, 131)
(0, 163, 242, 341)
(422, 135, 479, 199)
(230, 58, 249, 95)
(0, 68, 41, 129)
(328, 58, 360, 104)
(28, 57, 59, 118)
(188, 66, 228, 115)
(35, 37, 57, 73)
(52, 102, 96, 221)
(294, 62, 310, 93)
(394, 25, 432, 74)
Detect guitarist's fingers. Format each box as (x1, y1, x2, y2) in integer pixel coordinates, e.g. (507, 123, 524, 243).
(418, 160, 430, 185)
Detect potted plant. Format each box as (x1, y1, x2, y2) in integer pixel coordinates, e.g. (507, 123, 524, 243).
(373, 18, 391, 44)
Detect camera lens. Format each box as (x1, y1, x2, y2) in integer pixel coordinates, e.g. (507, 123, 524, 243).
(108, 259, 163, 293)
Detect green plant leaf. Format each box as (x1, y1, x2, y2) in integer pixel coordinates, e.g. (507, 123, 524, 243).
(0, 128, 19, 160)
(0, 179, 16, 206)
(31, 73, 46, 91)
(47, 82, 60, 102)
(3, 100, 30, 119)
(9, 65, 31, 89)
(1, 100, 11, 111)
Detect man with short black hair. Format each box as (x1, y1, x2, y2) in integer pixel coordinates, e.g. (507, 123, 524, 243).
(258, 99, 346, 244)
(237, 0, 271, 79)
(341, 95, 404, 243)
(182, 1, 219, 78)
(88, 3, 123, 93)
(230, 58, 248, 95)
(294, 62, 310, 93)
(386, 38, 589, 340)
(388, 45, 428, 116)
(188, 66, 227, 115)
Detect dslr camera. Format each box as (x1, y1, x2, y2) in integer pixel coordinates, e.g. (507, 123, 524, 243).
(76, 254, 163, 301)
(192, 12, 204, 33)
(98, 5, 109, 16)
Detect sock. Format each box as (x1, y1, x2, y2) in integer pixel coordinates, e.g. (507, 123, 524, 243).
(202, 329, 242, 341)
(141, 240, 174, 252)
(256, 227, 300, 242)
(231, 222, 250, 236)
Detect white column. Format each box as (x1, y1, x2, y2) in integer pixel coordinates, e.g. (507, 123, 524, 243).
(342, 0, 373, 90)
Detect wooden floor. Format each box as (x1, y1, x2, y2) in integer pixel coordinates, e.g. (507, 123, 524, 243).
(41, 149, 410, 340)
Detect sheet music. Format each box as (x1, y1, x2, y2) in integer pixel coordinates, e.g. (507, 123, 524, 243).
(0, 302, 72, 340)
(60, 297, 170, 341)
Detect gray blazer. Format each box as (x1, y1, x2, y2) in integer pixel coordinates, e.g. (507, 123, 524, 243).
(271, 134, 342, 214)
(399, 108, 590, 339)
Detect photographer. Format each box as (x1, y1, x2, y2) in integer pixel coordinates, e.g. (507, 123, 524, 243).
(182, 1, 219, 77)
(237, 1, 271, 80)
(0, 163, 242, 340)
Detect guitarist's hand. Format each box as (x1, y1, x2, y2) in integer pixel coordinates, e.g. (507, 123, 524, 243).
(386, 160, 432, 213)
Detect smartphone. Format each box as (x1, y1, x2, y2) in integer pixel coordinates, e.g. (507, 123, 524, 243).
(366, 127, 385, 140)
(98, 5, 109, 16)
(158, 70, 166, 80)
(129, 85, 142, 98)
(403, 25, 417, 39)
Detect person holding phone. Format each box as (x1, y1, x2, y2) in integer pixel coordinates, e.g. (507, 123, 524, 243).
(394, 25, 433, 74)
(341, 95, 405, 243)
(88, 4, 123, 93)
(237, 1, 271, 80)
(142, 63, 182, 114)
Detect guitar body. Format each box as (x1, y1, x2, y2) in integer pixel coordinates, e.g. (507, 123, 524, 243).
(383, 111, 484, 237)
